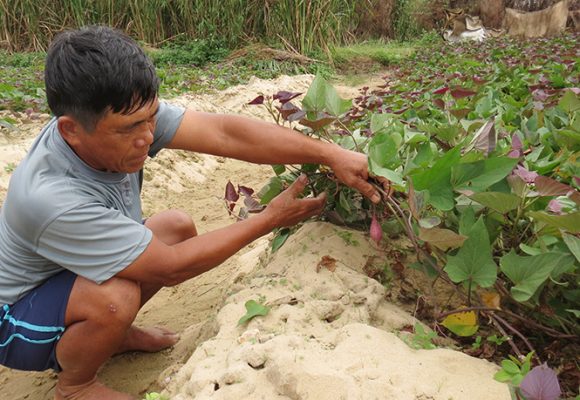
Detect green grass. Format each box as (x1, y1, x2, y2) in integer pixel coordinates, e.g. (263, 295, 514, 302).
(0, 43, 329, 115)
(0, 33, 439, 115)
(332, 41, 416, 66)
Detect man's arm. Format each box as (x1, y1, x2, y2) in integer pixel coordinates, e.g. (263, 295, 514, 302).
(116, 175, 325, 286)
(167, 110, 381, 203)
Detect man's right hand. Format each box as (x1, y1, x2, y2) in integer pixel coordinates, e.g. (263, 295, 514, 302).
(264, 174, 327, 228)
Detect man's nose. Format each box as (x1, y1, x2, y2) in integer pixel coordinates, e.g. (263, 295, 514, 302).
(135, 128, 154, 148)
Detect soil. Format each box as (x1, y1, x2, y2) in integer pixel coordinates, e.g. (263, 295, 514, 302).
(0, 73, 511, 400)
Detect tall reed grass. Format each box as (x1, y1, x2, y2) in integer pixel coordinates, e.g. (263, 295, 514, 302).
(0, 0, 365, 53)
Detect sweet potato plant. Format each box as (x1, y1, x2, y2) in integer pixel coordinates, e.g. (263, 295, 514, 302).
(240, 32, 579, 398)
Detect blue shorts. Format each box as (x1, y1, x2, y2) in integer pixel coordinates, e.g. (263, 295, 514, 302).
(0, 270, 77, 372)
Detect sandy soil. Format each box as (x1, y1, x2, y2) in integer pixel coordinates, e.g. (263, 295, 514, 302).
(0, 73, 509, 400)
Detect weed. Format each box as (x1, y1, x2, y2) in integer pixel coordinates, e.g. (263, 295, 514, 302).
(3, 163, 17, 173)
(143, 393, 168, 400)
(403, 323, 438, 350)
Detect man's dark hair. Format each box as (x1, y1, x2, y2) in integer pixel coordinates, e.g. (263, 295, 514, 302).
(45, 25, 159, 131)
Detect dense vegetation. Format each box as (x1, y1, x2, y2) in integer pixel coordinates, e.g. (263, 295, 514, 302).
(0, 0, 396, 53)
(247, 32, 579, 398)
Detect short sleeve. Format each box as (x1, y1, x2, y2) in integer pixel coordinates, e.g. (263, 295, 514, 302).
(149, 101, 185, 157)
(36, 203, 153, 283)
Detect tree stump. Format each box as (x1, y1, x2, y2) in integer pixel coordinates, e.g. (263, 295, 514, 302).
(480, 0, 506, 28)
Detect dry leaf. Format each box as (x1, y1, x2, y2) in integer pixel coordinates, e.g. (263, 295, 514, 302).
(480, 291, 501, 309)
(316, 255, 337, 273)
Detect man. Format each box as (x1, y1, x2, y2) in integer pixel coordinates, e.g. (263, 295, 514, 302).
(0, 26, 381, 399)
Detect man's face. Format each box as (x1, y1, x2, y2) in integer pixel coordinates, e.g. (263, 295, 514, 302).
(65, 99, 160, 174)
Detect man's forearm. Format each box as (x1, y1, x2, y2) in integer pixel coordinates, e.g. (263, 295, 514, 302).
(169, 110, 342, 167)
(217, 114, 340, 166)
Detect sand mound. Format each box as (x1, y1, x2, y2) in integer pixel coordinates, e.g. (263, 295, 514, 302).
(162, 223, 510, 400)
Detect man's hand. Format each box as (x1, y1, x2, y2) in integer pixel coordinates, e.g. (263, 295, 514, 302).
(328, 148, 382, 204)
(264, 174, 327, 228)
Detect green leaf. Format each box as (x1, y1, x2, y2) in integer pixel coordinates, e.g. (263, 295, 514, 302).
(238, 300, 270, 326)
(324, 85, 352, 116)
(370, 113, 392, 134)
(559, 89, 580, 113)
(501, 359, 520, 375)
(271, 228, 291, 252)
(272, 164, 286, 175)
(493, 369, 513, 383)
(302, 75, 326, 113)
(469, 192, 520, 213)
(412, 142, 434, 167)
(338, 190, 351, 214)
(418, 216, 441, 228)
(368, 131, 399, 169)
(528, 211, 580, 233)
(499, 250, 564, 302)
(301, 74, 350, 116)
(452, 157, 518, 192)
(553, 129, 580, 151)
(459, 206, 477, 235)
(562, 232, 580, 263)
(444, 217, 497, 287)
(412, 146, 462, 211)
(258, 176, 284, 204)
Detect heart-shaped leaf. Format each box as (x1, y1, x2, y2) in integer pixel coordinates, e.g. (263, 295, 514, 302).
(519, 363, 561, 400)
(238, 300, 270, 326)
(441, 310, 479, 337)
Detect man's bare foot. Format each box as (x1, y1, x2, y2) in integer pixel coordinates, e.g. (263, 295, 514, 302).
(117, 325, 179, 354)
(55, 378, 136, 400)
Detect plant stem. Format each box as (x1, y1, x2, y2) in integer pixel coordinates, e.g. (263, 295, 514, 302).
(490, 315, 523, 358)
(494, 314, 537, 360)
(437, 307, 575, 339)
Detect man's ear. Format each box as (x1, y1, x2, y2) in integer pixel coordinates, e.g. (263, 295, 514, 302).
(57, 116, 84, 146)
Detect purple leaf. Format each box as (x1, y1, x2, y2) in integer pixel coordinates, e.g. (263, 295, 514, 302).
(433, 98, 446, 110)
(532, 89, 549, 102)
(276, 101, 302, 120)
(287, 110, 307, 122)
(273, 91, 302, 104)
(519, 363, 561, 400)
(535, 176, 573, 197)
(248, 95, 264, 105)
(243, 195, 265, 213)
(299, 112, 336, 131)
(433, 86, 449, 95)
(514, 165, 538, 184)
(225, 181, 239, 211)
(238, 185, 254, 197)
(450, 88, 477, 99)
(512, 133, 523, 151)
(449, 108, 470, 119)
(508, 150, 521, 159)
(370, 214, 383, 244)
(547, 199, 563, 214)
(470, 119, 496, 156)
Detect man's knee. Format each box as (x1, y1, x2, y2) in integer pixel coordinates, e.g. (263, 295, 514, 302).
(66, 277, 141, 327)
(167, 209, 197, 239)
(145, 209, 197, 245)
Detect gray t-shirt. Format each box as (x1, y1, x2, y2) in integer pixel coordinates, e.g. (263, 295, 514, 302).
(0, 102, 185, 306)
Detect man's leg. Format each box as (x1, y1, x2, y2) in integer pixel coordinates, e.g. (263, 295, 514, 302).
(55, 209, 197, 400)
(55, 276, 142, 400)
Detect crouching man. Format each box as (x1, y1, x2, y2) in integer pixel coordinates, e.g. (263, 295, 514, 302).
(0, 26, 380, 399)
